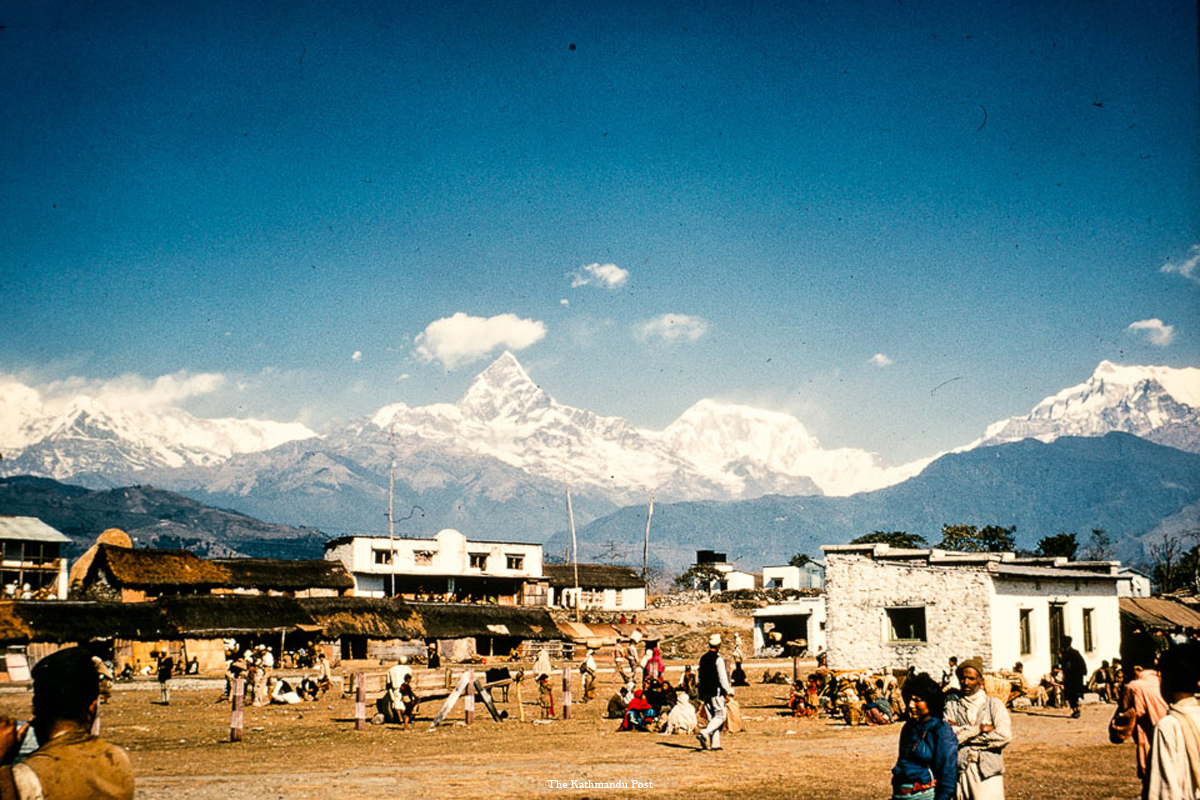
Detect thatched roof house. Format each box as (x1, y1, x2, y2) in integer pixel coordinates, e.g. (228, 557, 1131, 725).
(80, 544, 353, 602)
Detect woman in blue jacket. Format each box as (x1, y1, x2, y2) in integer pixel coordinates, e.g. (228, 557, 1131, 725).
(892, 672, 958, 800)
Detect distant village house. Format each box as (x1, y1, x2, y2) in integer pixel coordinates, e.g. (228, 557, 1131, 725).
(544, 563, 647, 611)
(0, 516, 71, 600)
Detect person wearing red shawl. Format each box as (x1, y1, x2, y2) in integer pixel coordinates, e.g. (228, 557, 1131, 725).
(618, 689, 657, 731)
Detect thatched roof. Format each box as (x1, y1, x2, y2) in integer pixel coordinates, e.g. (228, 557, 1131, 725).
(0, 597, 559, 643)
(411, 602, 559, 640)
(212, 558, 353, 591)
(543, 563, 645, 590)
(297, 597, 424, 639)
(1120, 597, 1200, 631)
(68, 529, 133, 586)
(86, 545, 353, 592)
(90, 544, 227, 587)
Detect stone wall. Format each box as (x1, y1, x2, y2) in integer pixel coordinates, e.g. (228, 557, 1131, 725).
(825, 553, 994, 675)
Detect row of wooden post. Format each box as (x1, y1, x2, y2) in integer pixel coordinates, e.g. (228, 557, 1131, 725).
(229, 663, 585, 742)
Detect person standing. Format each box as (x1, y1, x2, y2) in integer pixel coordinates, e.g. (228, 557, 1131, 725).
(579, 647, 597, 703)
(156, 651, 175, 705)
(1059, 636, 1087, 719)
(946, 658, 1011, 799)
(0, 647, 135, 798)
(696, 634, 732, 751)
(1146, 642, 1200, 800)
(893, 673, 958, 800)
(1111, 633, 1169, 800)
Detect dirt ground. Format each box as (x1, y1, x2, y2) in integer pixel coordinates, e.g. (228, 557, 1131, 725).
(0, 662, 1144, 799)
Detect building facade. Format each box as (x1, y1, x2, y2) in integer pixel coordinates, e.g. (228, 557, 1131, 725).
(323, 528, 548, 605)
(762, 561, 825, 591)
(753, 596, 827, 657)
(0, 517, 71, 600)
(822, 544, 1122, 680)
(544, 564, 647, 611)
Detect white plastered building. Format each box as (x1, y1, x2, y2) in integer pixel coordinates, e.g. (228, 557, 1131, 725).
(323, 528, 547, 605)
(822, 544, 1122, 680)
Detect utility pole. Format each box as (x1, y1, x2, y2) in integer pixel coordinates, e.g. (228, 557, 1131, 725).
(567, 488, 579, 623)
(388, 427, 396, 598)
(643, 495, 654, 585)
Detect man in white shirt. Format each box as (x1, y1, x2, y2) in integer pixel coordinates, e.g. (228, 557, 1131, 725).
(1147, 642, 1200, 800)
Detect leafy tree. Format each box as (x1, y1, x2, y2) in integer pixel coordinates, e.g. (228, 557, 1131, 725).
(850, 531, 929, 548)
(674, 563, 725, 592)
(937, 524, 1017, 553)
(788, 552, 813, 567)
(1152, 531, 1200, 594)
(1035, 532, 1078, 559)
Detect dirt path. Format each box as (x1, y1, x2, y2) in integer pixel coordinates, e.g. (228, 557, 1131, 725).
(0, 661, 1146, 799)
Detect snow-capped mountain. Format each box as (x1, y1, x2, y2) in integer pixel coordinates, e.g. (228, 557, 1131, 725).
(364, 351, 918, 501)
(0, 379, 316, 480)
(979, 361, 1200, 453)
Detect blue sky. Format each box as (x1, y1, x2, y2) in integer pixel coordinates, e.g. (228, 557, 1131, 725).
(1, 0, 1197, 463)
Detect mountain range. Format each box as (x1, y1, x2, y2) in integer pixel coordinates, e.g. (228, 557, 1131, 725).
(0, 356, 1197, 569)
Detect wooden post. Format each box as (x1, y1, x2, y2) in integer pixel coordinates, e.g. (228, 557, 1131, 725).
(465, 669, 475, 725)
(230, 677, 244, 742)
(91, 711, 100, 736)
(793, 656, 801, 683)
(355, 673, 366, 731)
(516, 675, 526, 722)
(561, 664, 572, 719)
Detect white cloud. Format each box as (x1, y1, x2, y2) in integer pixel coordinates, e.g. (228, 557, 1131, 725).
(1161, 245, 1200, 284)
(414, 312, 547, 369)
(351, 350, 362, 362)
(868, 353, 893, 367)
(397, 373, 411, 381)
(570, 262, 628, 289)
(40, 371, 227, 412)
(634, 313, 709, 343)
(560, 298, 570, 307)
(1127, 318, 1175, 346)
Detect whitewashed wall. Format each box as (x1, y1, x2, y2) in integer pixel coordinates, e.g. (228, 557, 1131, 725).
(825, 553, 993, 674)
(990, 577, 1120, 680)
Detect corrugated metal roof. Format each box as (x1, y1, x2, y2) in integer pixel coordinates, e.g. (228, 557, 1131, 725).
(0, 517, 71, 544)
(1119, 597, 1200, 630)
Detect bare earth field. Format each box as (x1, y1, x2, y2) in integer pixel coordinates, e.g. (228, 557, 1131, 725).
(0, 665, 1143, 799)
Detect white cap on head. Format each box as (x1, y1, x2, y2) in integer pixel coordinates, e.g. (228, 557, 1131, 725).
(399, 656, 408, 665)
(709, 634, 721, 647)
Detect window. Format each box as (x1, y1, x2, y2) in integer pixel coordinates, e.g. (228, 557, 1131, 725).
(506, 554, 524, 570)
(414, 550, 435, 566)
(469, 553, 488, 570)
(373, 549, 393, 565)
(1019, 609, 1033, 656)
(886, 607, 927, 642)
(1083, 608, 1095, 652)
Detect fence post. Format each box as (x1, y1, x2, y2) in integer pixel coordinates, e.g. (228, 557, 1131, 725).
(355, 673, 366, 731)
(465, 669, 475, 725)
(793, 655, 801, 683)
(230, 677, 244, 742)
(562, 664, 572, 719)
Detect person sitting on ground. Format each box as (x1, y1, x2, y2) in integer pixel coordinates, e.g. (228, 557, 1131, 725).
(0, 647, 135, 799)
(998, 662, 1032, 707)
(1039, 670, 1063, 708)
(606, 684, 634, 719)
(681, 665, 698, 698)
(731, 661, 749, 687)
(297, 675, 320, 702)
(864, 683, 894, 726)
(788, 679, 815, 717)
(268, 676, 303, 705)
(660, 691, 699, 735)
(617, 689, 657, 732)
